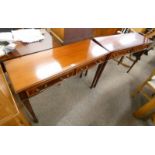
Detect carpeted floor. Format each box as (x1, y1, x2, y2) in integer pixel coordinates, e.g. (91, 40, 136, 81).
(24, 49, 155, 126)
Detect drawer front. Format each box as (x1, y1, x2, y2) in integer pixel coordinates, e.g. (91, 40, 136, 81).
(131, 45, 148, 53)
(26, 84, 48, 97)
(26, 69, 76, 97)
(59, 69, 76, 81)
(109, 48, 131, 59)
(109, 44, 148, 59)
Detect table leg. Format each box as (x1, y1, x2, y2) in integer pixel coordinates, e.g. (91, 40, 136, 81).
(85, 69, 88, 76)
(19, 92, 38, 123)
(93, 60, 109, 88)
(90, 63, 102, 89)
(79, 71, 83, 78)
(126, 59, 138, 73)
(118, 56, 124, 65)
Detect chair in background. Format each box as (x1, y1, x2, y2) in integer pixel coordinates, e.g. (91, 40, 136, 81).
(132, 69, 155, 124)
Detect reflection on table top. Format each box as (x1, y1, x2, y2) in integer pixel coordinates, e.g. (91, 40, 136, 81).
(0, 29, 61, 62)
(94, 33, 151, 52)
(4, 39, 109, 93)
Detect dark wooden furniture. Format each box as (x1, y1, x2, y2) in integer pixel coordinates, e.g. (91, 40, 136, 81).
(91, 33, 152, 88)
(117, 29, 155, 73)
(4, 33, 152, 123)
(93, 28, 122, 37)
(49, 28, 93, 45)
(0, 29, 61, 62)
(4, 39, 109, 122)
(49, 28, 122, 45)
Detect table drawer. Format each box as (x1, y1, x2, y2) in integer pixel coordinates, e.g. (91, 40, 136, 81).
(109, 44, 148, 59)
(59, 69, 76, 81)
(26, 69, 76, 97)
(109, 49, 131, 59)
(131, 45, 148, 53)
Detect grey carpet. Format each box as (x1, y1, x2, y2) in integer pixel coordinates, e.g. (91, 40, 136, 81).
(24, 49, 155, 126)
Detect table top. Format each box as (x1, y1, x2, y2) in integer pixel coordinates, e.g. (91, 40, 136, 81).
(0, 29, 61, 62)
(4, 39, 109, 93)
(94, 32, 151, 52)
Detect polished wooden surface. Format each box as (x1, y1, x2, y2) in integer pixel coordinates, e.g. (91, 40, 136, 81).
(49, 28, 93, 45)
(0, 29, 61, 62)
(50, 28, 64, 40)
(4, 32, 153, 123)
(94, 32, 151, 52)
(5, 39, 109, 93)
(93, 28, 121, 37)
(63, 28, 93, 44)
(91, 32, 152, 88)
(0, 65, 29, 125)
(130, 28, 146, 33)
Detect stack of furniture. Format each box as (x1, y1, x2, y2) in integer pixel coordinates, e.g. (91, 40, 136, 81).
(2, 32, 151, 123)
(48, 28, 122, 45)
(49, 28, 92, 45)
(92, 28, 121, 37)
(0, 28, 153, 124)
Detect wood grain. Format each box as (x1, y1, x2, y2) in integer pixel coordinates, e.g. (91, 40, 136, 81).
(4, 39, 109, 93)
(50, 28, 64, 40)
(0, 29, 61, 62)
(93, 28, 121, 37)
(94, 33, 151, 52)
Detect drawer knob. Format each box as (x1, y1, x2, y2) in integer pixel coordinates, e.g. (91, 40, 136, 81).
(44, 84, 48, 88)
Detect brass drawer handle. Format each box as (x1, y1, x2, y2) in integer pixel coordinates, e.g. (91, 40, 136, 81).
(36, 88, 40, 92)
(60, 77, 64, 81)
(60, 73, 71, 81)
(85, 66, 88, 70)
(44, 84, 48, 88)
(80, 68, 84, 71)
(80, 66, 88, 71)
(66, 74, 70, 78)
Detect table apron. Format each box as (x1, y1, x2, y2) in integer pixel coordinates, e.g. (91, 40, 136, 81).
(24, 57, 107, 97)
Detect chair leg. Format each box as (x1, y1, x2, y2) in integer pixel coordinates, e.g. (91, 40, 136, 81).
(118, 56, 125, 65)
(126, 59, 139, 73)
(131, 81, 147, 98)
(133, 98, 155, 118)
(93, 60, 108, 88)
(126, 55, 135, 62)
(90, 64, 102, 89)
